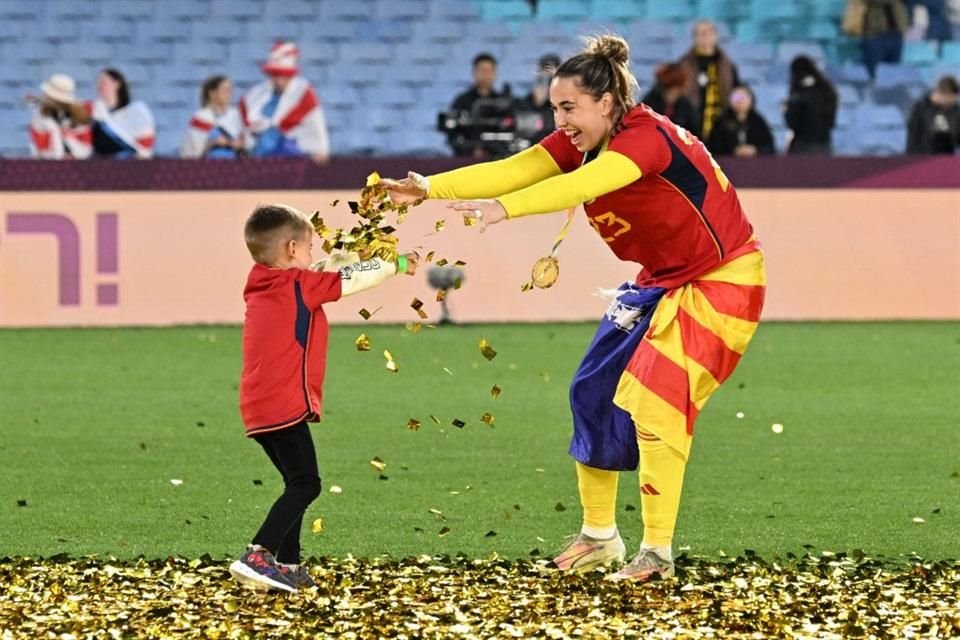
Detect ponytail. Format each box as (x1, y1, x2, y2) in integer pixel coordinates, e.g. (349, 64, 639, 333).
(555, 34, 638, 121)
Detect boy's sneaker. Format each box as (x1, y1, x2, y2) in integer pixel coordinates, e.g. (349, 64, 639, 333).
(229, 546, 297, 593)
(604, 548, 675, 582)
(549, 531, 626, 572)
(279, 564, 316, 589)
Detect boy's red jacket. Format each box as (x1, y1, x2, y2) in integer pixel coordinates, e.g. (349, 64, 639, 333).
(239, 264, 342, 437)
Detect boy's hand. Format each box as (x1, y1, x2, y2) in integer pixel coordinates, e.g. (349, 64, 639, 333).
(400, 252, 419, 276)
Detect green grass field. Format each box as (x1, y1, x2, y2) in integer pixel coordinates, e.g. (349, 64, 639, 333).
(2, 321, 958, 563)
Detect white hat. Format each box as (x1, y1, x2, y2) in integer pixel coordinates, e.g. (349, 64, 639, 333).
(262, 41, 299, 77)
(40, 73, 77, 103)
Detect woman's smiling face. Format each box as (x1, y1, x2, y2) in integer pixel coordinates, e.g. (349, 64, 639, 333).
(549, 75, 615, 152)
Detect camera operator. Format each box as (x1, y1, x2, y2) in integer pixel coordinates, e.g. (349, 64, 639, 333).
(446, 53, 505, 159)
(515, 54, 560, 145)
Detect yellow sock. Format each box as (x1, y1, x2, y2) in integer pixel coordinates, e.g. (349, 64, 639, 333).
(575, 461, 618, 537)
(638, 430, 687, 552)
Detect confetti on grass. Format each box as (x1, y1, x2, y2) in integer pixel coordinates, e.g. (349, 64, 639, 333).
(410, 298, 428, 320)
(1, 555, 957, 638)
(355, 334, 371, 351)
(406, 419, 421, 431)
(480, 413, 495, 427)
(384, 350, 398, 373)
(479, 338, 497, 361)
(491, 384, 502, 399)
(310, 518, 324, 533)
(452, 419, 466, 429)
(370, 457, 387, 472)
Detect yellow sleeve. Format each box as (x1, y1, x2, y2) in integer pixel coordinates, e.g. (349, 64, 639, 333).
(428, 145, 562, 200)
(497, 151, 642, 218)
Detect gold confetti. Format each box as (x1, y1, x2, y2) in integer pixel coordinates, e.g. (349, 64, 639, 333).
(310, 518, 325, 533)
(329, 485, 343, 494)
(736, 411, 745, 419)
(491, 384, 502, 399)
(430, 415, 441, 424)
(912, 517, 926, 524)
(365, 171, 381, 187)
(772, 423, 784, 434)
(329, 198, 340, 207)
(480, 413, 495, 427)
(535, 468, 545, 473)
(521, 282, 534, 292)
(454, 260, 467, 267)
(384, 350, 398, 373)
(406, 419, 421, 431)
(436, 289, 448, 303)
(438, 526, 451, 537)
(370, 457, 387, 472)
(443, 367, 454, 376)
(479, 338, 497, 361)
(435, 220, 446, 233)
(355, 333, 371, 351)
(540, 372, 552, 382)
(408, 322, 422, 334)
(425, 251, 435, 262)
(436, 258, 449, 267)
(169, 479, 183, 486)
(463, 214, 477, 227)
(429, 508, 445, 520)
(452, 418, 466, 428)
(410, 298, 429, 319)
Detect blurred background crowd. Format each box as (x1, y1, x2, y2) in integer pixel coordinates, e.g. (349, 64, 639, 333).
(6, 0, 959, 161)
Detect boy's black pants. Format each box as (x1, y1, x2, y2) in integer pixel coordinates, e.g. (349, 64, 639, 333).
(251, 421, 321, 564)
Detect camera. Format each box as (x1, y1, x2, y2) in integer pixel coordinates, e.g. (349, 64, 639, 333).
(437, 85, 551, 159)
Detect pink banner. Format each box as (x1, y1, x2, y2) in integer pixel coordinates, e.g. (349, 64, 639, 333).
(0, 189, 957, 327)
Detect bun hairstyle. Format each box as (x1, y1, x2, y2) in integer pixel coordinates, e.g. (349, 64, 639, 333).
(555, 34, 639, 121)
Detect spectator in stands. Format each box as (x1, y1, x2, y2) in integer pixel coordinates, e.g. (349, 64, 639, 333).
(516, 53, 561, 144)
(678, 20, 739, 141)
(641, 63, 700, 138)
(847, 0, 910, 78)
(906, 0, 954, 42)
(26, 73, 91, 159)
(447, 52, 504, 158)
(706, 85, 775, 157)
(906, 75, 960, 153)
(180, 75, 245, 159)
(80, 69, 155, 159)
(784, 56, 838, 155)
(239, 42, 330, 163)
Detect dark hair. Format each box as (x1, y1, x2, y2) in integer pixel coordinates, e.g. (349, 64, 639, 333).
(730, 83, 756, 105)
(936, 75, 959, 95)
(201, 75, 228, 107)
(555, 34, 638, 122)
(473, 52, 497, 67)
(244, 204, 311, 264)
(789, 55, 837, 125)
(654, 63, 689, 90)
(538, 53, 561, 72)
(101, 68, 130, 109)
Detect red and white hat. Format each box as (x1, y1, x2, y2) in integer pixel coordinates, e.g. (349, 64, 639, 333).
(261, 41, 299, 77)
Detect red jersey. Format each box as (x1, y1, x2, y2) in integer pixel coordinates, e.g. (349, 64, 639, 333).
(240, 264, 342, 437)
(540, 104, 754, 288)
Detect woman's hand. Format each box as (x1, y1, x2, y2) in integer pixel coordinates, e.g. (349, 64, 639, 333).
(448, 199, 508, 233)
(380, 171, 428, 204)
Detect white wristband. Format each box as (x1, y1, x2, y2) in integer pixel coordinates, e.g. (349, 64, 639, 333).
(410, 172, 430, 197)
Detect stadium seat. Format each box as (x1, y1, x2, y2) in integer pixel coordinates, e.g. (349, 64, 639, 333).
(57, 42, 113, 66)
(477, 0, 533, 21)
(339, 43, 393, 65)
(626, 21, 678, 47)
(321, 2, 372, 21)
(807, 20, 840, 42)
(412, 20, 467, 44)
(536, 0, 591, 22)
(752, 83, 787, 118)
(836, 84, 861, 109)
(835, 105, 855, 129)
(644, 0, 694, 21)
(874, 63, 925, 89)
(937, 42, 960, 64)
(724, 42, 775, 65)
(809, 0, 846, 18)
(902, 41, 939, 66)
(738, 61, 771, 86)
(47, 0, 99, 21)
(695, 0, 750, 20)
(138, 18, 193, 43)
(99, 1, 156, 21)
(210, 0, 263, 20)
(588, 0, 643, 22)
(429, 0, 481, 21)
(750, 0, 805, 21)
(777, 42, 827, 66)
(262, 0, 316, 21)
(859, 128, 905, 155)
(858, 104, 905, 129)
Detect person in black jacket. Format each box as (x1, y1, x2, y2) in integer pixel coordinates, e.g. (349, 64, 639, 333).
(906, 75, 959, 154)
(641, 63, 701, 138)
(784, 56, 837, 155)
(706, 84, 775, 157)
(447, 53, 504, 159)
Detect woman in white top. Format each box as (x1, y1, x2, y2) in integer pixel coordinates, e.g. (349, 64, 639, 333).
(180, 75, 245, 159)
(86, 68, 156, 159)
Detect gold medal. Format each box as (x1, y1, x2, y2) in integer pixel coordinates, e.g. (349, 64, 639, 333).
(531, 256, 560, 288)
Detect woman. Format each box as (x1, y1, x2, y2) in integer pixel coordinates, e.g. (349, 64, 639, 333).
(27, 73, 92, 159)
(384, 35, 766, 582)
(784, 56, 837, 155)
(641, 63, 701, 139)
(707, 84, 775, 157)
(180, 75, 245, 158)
(76, 68, 155, 159)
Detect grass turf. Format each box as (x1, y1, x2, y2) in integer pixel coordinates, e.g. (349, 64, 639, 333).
(0, 322, 957, 562)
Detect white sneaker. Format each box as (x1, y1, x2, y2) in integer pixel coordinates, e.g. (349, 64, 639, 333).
(604, 548, 675, 582)
(549, 531, 626, 572)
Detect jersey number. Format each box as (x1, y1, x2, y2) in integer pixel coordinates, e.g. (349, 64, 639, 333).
(673, 124, 730, 193)
(589, 212, 632, 243)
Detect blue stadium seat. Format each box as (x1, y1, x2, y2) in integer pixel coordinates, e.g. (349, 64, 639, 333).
(536, 0, 591, 22)
(210, 0, 262, 20)
(191, 20, 245, 43)
(926, 62, 958, 84)
(859, 104, 905, 129)
(58, 42, 113, 66)
(738, 61, 770, 86)
(858, 128, 905, 155)
(588, 0, 643, 21)
(339, 43, 394, 65)
(297, 42, 339, 66)
(752, 83, 787, 118)
(412, 20, 467, 44)
(626, 21, 678, 46)
(396, 63, 443, 86)
(100, 0, 156, 21)
(47, 0, 99, 21)
(644, 0, 694, 21)
(322, 2, 374, 21)
(902, 41, 939, 66)
(874, 63, 925, 89)
(810, 0, 846, 18)
(777, 42, 827, 66)
(724, 42, 775, 65)
(171, 41, 226, 65)
(829, 62, 872, 87)
(262, 0, 316, 21)
(750, 0, 805, 20)
(355, 19, 415, 43)
(374, 0, 426, 21)
(429, 0, 480, 21)
(695, 0, 750, 20)
(836, 84, 860, 109)
(518, 22, 578, 50)
(940, 42, 960, 64)
(37, 19, 81, 43)
(137, 18, 193, 43)
(835, 105, 855, 129)
(306, 19, 358, 43)
(396, 41, 450, 65)
(163, 0, 211, 20)
(807, 20, 839, 41)
(344, 63, 384, 87)
(477, 0, 533, 21)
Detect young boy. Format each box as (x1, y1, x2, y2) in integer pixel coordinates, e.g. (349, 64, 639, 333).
(229, 204, 417, 592)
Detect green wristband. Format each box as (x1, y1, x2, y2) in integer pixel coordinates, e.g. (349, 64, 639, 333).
(396, 255, 408, 274)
